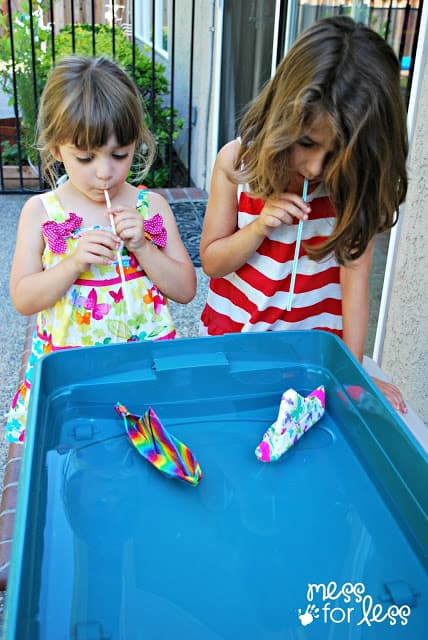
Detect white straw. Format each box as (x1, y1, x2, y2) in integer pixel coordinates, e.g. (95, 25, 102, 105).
(286, 178, 308, 312)
(104, 189, 131, 314)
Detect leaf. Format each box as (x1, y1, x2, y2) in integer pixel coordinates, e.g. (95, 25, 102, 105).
(105, 319, 132, 340)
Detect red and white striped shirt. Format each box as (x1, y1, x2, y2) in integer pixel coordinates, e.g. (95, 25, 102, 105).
(200, 184, 342, 336)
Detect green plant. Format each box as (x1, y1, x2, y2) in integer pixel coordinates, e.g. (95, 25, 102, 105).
(0, 140, 19, 164)
(0, 5, 183, 187)
(370, 13, 388, 40)
(0, 0, 51, 166)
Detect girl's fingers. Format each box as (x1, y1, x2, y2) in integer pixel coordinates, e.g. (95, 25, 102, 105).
(79, 246, 115, 263)
(84, 230, 121, 248)
(114, 218, 145, 244)
(264, 215, 283, 228)
(265, 195, 311, 224)
(77, 234, 120, 261)
(263, 204, 306, 226)
(372, 377, 407, 414)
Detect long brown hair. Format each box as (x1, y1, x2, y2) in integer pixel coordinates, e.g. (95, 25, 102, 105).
(37, 55, 155, 188)
(234, 16, 408, 264)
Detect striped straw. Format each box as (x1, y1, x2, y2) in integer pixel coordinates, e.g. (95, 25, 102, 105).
(104, 190, 131, 314)
(286, 178, 308, 311)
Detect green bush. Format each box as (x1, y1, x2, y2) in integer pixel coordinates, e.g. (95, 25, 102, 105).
(0, 1, 51, 166)
(0, 2, 183, 187)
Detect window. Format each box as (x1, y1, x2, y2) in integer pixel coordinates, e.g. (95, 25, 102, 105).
(135, 0, 169, 58)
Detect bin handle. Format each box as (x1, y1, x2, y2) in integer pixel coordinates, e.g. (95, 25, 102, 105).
(153, 351, 229, 372)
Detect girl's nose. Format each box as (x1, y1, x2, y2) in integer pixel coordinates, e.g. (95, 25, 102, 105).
(96, 158, 113, 181)
(306, 151, 328, 181)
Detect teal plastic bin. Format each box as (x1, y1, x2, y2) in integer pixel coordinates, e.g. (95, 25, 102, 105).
(4, 331, 428, 639)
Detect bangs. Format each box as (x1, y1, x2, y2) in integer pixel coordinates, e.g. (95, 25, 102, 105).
(37, 55, 156, 188)
(60, 74, 142, 150)
(69, 114, 140, 150)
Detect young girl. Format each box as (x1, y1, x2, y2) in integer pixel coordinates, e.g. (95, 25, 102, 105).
(200, 16, 408, 413)
(6, 55, 196, 442)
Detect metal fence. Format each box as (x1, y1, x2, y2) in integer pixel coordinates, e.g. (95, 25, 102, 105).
(290, 2, 422, 107)
(0, 0, 424, 194)
(0, 0, 196, 193)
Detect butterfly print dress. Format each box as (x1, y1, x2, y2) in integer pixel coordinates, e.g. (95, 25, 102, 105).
(6, 188, 175, 443)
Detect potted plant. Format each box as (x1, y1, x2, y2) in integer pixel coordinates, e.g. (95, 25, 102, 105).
(0, 139, 41, 189)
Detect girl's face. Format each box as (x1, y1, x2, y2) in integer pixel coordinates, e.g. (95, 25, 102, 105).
(287, 115, 335, 193)
(54, 134, 136, 202)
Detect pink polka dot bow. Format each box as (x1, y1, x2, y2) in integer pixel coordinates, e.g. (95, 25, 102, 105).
(42, 213, 83, 254)
(143, 213, 167, 248)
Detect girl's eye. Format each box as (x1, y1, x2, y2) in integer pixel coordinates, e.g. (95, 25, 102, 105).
(297, 138, 315, 149)
(76, 156, 93, 163)
(112, 153, 129, 160)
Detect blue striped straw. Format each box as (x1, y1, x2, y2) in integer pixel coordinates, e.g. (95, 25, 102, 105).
(286, 178, 308, 311)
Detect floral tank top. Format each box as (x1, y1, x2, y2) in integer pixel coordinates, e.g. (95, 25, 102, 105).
(6, 187, 175, 442)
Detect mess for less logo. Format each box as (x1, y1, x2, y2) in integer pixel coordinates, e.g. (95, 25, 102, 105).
(297, 582, 412, 628)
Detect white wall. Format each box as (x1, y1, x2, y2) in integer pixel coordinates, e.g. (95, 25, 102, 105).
(173, 0, 219, 190)
(380, 57, 428, 425)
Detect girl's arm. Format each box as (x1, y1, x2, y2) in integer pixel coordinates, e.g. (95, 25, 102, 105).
(200, 140, 310, 278)
(340, 242, 374, 363)
(200, 140, 251, 277)
(10, 196, 120, 315)
(111, 193, 196, 304)
(340, 242, 406, 413)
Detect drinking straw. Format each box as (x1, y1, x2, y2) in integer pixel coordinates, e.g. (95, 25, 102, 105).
(104, 190, 131, 314)
(286, 178, 308, 312)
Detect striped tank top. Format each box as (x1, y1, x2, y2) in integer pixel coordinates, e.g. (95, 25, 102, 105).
(200, 184, 342, 336)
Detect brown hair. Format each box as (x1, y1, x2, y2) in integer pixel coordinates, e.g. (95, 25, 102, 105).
(37, 55, 155, 187)
(234, 16, 408, 264)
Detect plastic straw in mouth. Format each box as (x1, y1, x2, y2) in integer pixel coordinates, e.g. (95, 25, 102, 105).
(104, 190, 131, 314)
(286, 178, 308, 312)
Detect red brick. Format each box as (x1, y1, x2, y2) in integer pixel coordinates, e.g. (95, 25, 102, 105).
(167, 188, 187, 200)
(151, 188, 170, 200)
(0, 320, 30, 589)
(185, 187, 208, 200)
(0, 540, 12, 590)
(0, 484, 19, 512)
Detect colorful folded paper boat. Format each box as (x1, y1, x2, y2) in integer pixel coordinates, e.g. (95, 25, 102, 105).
(115, 403, 202, 485)
(255, 386, 325, 462)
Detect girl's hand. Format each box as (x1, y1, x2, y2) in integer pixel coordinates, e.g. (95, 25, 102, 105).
(106, 206, 147, 252)
(70, 229, 120, 273)
(255, 192, 311, 236)
(371, 376, 407, 414)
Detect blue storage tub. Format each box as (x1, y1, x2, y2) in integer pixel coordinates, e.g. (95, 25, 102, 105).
(4, 331, 428, 639)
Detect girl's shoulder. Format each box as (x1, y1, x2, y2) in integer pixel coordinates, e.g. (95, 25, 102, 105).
(38, 190, 68, 221)
(133, 187, 175, 240)
(19, 191, 56, 225)
(30, 186, 74, 223)
(14, 193, 52, 248)
(211, 139, 241, 185)
(218, 138, 241, 166)
(136, 187, 173, 219)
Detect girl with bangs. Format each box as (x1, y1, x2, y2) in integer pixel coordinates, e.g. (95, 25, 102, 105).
(200, 16, 408, 412)
(6, 55, 196, 443)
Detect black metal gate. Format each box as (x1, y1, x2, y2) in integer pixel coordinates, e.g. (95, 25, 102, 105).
(0, 0, 196, 193)
(0, 0, 424, 194)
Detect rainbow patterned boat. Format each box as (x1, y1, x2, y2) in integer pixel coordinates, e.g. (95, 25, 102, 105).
(115, 403, 202, 485)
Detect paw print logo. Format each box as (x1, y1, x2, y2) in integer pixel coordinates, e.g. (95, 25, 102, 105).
(298, 604, 320, 626)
